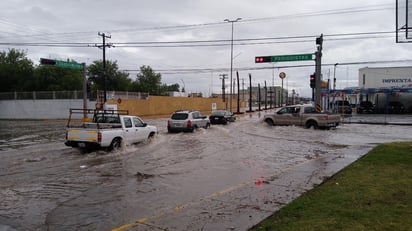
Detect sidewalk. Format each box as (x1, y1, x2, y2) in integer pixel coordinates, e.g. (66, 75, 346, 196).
(343, 114, 412, 126)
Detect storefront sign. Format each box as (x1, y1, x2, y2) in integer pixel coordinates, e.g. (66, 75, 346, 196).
(382, 78, 412, 84)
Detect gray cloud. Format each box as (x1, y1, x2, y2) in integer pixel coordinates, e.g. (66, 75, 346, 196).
(0, 0, 408, 97)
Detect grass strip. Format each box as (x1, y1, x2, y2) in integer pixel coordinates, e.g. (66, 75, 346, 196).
(250, 142, 412, 231)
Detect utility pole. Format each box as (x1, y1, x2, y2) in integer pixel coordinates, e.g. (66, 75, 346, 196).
(82, 63, 87, 119)
(242, 78, 245, 102)
(236, 71, 240, 114)
(219, 74, 228, 109)
(314, 34, 323, 112)
(96, 32, 113, 104)
(247, 73, 254, 112)
(257, 83, 261, 111)
(264, 80, 267, 110)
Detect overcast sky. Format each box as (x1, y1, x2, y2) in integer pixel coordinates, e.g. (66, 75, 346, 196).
(1, 0, 411, 97)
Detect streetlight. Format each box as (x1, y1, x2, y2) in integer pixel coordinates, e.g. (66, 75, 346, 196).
(224, 17, 242, 113)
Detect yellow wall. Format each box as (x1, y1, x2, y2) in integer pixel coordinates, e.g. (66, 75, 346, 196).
(108, 96, 242, 118)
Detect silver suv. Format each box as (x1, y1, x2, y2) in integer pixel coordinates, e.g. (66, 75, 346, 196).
(167, 110, 211, 133)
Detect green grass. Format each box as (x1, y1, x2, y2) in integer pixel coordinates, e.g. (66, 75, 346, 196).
(250, 142, 412, 231)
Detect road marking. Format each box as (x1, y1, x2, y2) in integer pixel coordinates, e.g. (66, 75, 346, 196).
(111, 218, 148, 231)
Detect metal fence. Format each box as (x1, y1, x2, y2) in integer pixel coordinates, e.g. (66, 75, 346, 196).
(0, 91, 149, 100)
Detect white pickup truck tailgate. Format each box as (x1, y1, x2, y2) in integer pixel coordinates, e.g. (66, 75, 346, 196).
(67, 129, 99, 142)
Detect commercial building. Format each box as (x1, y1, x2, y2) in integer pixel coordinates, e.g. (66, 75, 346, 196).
(334, 66, 412, 113)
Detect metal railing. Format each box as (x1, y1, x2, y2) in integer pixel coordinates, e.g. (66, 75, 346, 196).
(0, 91, 149, 100)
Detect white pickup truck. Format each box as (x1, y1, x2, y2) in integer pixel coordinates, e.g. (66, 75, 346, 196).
(65, 109, 158, 152)
(263, 104, 341, 129)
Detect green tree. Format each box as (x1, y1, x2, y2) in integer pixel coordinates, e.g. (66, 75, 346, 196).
(87, 60, 131, 91)
(32, 65, 83, 91)
(167, 83, 180, 92)
(132, 65, 162, 95)
(0, 49, 34, 92)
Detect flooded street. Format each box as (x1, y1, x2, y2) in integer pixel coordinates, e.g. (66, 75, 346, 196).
(1, 112, 412, 231)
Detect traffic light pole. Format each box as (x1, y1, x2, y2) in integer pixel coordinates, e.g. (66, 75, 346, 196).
(314, 34, 323, 111)
(219, 74, 228, 109)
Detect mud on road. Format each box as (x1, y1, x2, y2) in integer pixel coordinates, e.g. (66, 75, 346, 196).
(1, 113, 411, 230)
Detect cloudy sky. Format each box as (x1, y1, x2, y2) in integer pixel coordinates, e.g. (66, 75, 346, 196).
(1, 0, 411, 97)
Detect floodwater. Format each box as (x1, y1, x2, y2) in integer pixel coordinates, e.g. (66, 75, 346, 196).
(0, 112, 411, 231)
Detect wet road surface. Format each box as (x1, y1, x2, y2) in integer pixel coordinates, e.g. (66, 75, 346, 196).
(1, 112, 411, 230)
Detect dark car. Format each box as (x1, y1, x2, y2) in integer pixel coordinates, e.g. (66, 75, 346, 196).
(331, 100, 352, 115)
(357, 101, 375, 114)
(209, 110, 236, 125)
(388, 101, 406, 114)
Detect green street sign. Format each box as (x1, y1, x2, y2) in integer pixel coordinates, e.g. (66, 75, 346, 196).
(41, 58, 83, 69)
(270, 53, 313, 62)
(55, 60, 83, 69)
(255, 53, 313, 63)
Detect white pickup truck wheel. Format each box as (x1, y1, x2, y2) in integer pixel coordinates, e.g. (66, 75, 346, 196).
(110, 138, 122, 151)
(148, 132, 156, 138)
(204, 123, 211, 129)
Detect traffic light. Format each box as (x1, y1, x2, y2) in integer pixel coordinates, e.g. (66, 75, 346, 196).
(40, 58, 56, 66)
(255, 56, 272, 63)
(316, 35, 323, 46)
(86, 81, 91, 93)
(310, 73, 316, 88)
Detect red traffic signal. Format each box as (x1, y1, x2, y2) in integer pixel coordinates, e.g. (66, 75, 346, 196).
(310, 73, 316, 88)
(255, 56, 272, 63)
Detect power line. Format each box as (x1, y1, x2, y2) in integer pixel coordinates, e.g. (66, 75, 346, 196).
(0, 31, 396, 48)
(122, 59, 412, 75)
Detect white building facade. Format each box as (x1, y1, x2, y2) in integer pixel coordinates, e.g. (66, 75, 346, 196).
(359, 67, 412, 89)
(357, 66, 412, 113)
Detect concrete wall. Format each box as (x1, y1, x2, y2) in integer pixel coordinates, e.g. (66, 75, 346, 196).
(0, 96, 238, 119)
(0, 99, 93, 119)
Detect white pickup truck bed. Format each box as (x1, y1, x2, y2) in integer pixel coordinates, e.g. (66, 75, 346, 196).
(65, 109, 158, 152)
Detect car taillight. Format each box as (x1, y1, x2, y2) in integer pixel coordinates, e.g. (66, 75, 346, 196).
(187, 120, 192, 127)
(98, 132, 102, 142)
(167, 120, 171, 127)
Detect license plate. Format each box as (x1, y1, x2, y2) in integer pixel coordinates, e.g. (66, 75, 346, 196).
(173, 122, 184, 127)
(78, 142, 86, 148)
